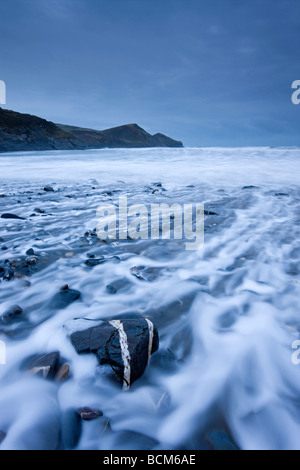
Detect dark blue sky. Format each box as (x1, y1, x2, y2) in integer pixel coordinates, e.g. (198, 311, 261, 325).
(0, 0, 299, 146)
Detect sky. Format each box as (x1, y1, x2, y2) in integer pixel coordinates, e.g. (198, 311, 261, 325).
(0, 0, 300, 147)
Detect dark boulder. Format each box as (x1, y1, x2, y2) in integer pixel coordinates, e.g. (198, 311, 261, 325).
(70, 318, 159, 388)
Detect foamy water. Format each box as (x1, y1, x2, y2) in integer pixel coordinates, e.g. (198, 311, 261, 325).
(0, 147, 299, 450)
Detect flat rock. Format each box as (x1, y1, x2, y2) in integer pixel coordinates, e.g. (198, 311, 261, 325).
(1, 213, 25, 220)
(49, 287, 81, 309)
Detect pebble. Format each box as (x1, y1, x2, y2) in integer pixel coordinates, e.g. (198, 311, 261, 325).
(1, 305, 23, 323)
(26, 255, 39, 265)
(44, 185, 54, 192)
(55, 363, 70, 382)
(77, 407, 103, 421)
(106, 285, 117, 294)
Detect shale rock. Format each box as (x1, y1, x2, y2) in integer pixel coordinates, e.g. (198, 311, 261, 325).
(25, 351, 60, 379)
(70, 318, 159, 388)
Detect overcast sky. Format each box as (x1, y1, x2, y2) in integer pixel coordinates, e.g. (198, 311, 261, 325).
(0, 0, 299, 146)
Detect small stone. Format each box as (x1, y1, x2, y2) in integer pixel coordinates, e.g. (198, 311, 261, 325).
(44, 185, 54, 192)
(34, 208, 45, 214)
(77, 407, 103, 421)
(130, 266, 145, 280)
(1, 305, 23, 323)
(85, 258, 106, 267)
(204, 210, 218, 216)
(1, 246, 8, 251)
(106, 285, 117, 294)
(26, 255, 39, 265)
(60, 284, 69, 291)
(55, 363, 70, 382)
(26, 248, 35, 256)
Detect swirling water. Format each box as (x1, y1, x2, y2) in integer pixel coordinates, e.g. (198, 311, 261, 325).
(0, 147, 299, 450)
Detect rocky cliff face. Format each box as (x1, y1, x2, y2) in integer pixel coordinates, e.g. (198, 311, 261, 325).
(58, 123, 183, 149)
(0, 108, 85, 152)
(0, 108, 183, 152)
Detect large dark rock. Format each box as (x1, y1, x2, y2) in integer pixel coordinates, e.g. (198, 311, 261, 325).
(71, 318, 159, 388)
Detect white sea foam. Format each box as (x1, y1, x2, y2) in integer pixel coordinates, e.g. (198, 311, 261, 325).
(0, 147, 299, 450)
